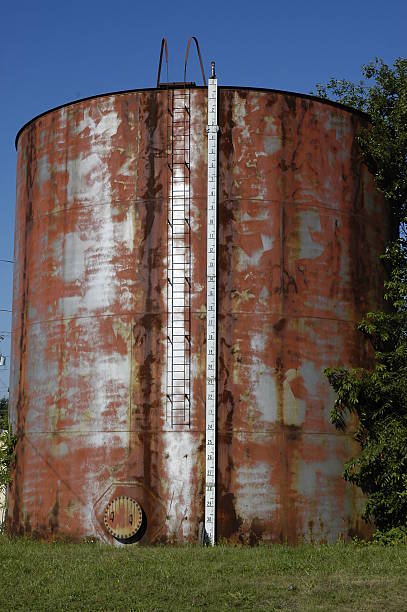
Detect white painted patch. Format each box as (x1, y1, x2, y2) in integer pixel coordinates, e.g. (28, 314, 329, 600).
(162, 432, 195, 541)
(263, 135, 281, 154)
(62, 232, 88, 283)
(250, 333, 266, 353)
(67, 100, 121, 205)
(261, 233, 274, 252)
(299, 360, 336, 423)
(250, 362, 278, 423)
(67, 153, 111, 205)
(297, 209, 324, 260)
(25, 323, 60, 433)
(49, 441, 69, 458)
(118, 150, 136, 177)
(241, 208, 270, 222)
(74, 107, 122, 140)
(36, 155, 50, 191)
(235, 461, 278, 519)
(259, 285, 270, 304)
(282, 369, 306, 426)
(233, 93, 250, 140)
(237, 247, 263, 271)
(324, 114, 350, 140)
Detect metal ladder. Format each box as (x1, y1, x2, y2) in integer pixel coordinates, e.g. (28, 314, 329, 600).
(166, 86, 191, 428)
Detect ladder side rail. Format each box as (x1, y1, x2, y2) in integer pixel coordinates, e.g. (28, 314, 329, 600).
(166, 86, 172, 424)
(185, 87, 191, 427)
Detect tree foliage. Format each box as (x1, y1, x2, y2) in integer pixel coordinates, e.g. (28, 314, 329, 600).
(325, 236, 407, 529)
(318, 58, 407, 531)
(0, 398, 16, 490)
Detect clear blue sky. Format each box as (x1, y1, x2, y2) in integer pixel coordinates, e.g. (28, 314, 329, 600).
(0, 0, 405, 396)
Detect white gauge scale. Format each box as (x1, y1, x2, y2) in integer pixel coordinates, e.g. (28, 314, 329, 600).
(204, 62, 218, 546)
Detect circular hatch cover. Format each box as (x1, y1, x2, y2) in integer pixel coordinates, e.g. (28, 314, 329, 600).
(104, 496, 143, 540)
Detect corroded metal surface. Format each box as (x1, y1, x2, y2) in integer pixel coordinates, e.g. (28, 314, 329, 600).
(8, 86, 390, 543)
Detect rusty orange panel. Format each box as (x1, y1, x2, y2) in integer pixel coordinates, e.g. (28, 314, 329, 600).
(8, 86, 390, 544)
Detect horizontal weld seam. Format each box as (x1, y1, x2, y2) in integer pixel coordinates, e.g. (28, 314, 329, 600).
(9, 312, 361, 333)
(19, 196, 381, 226)
(21, 429, 357, 436)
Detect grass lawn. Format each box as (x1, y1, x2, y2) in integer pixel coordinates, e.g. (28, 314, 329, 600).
(1, 536, 407, 611)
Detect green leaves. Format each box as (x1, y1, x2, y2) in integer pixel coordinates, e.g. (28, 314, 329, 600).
(0, 398, 16, 489)
(314, 78, 368, 111)
(324, 234, 407, 530)
(319, 59, 407, 532)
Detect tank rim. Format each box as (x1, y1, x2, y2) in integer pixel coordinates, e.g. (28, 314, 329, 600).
(15, 84, 369, 149)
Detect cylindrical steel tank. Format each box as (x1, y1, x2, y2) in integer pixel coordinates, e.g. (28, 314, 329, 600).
(8, 85, 390, 543)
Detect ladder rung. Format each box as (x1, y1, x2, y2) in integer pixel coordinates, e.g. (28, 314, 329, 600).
(166, 101, 193, 431)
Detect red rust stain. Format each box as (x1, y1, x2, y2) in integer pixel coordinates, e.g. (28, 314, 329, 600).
(8, 86, 389, 543)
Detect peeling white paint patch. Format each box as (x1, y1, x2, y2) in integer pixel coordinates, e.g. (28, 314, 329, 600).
(118, 150, 136, 177)
(36, 155, 50, 191)
(297, 209, 324, 260)
(250, 333, 266, 353)
(59, 202, 135, 314)
(237, 247, 263, 271)
(299, 361, 323, 399)
(324, 114, 350, 140)
(49, 441, 69, 458)
(261, 233, 274, 251)
(297, 435, 348, 540)
(122, 206, 135, 252)
(74, 108, 122, 141)
(264, 115, 277, 134)
(233, 94, 250, 139)
(67, 153, 111, 205)
(58, 107, 68, 132)
(259, 285, 270, 304)
(63, 232, 88, 283)
(263, 135, 281, 154)
(162, 432, 195, 541)
(67, 100, 121, 205)
(25, 323, 60, 433)
(282, 369, 306, 426)
(235, 462, 278, 519)
(64, 321, 131, 432)
(250, 363, 278, 423)
(299, 360, 335, 422)
(241, 208, 270, 222)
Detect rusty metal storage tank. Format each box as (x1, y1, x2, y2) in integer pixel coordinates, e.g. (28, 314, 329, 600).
(8, 78, 390, 544)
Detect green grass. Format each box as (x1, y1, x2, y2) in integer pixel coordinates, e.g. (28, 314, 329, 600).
(1, 537, 407, 611)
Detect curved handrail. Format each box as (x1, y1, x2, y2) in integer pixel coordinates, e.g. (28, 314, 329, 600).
(156, 37, 169, 87)
(184, 36, 206, 86)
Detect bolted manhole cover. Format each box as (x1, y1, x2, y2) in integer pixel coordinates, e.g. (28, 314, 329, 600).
(104, 496, 143, 540)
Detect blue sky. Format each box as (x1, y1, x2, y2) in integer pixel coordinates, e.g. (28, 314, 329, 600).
(0, 0, 405, 396)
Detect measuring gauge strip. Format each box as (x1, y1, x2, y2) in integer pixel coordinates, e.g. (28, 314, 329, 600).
(205, 62, 218, 546)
